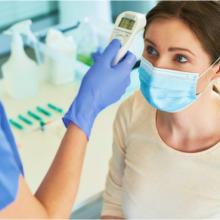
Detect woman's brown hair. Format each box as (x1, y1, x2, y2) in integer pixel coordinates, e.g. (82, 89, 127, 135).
(144, 1, 220, 63)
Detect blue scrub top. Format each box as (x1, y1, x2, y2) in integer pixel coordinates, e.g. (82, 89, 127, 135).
(0, 102, 24, 210)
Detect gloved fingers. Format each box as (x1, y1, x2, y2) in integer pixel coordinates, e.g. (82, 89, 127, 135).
(125, 74, 131, 87)
(118, 77, 131, 98)
(121, 75, 131, 93)
(115, 51, 137, 73)
(92, 48, 102, 62)
(102, 39, 121, 64)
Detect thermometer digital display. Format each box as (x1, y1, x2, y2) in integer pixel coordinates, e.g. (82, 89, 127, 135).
(110, 11, 146, 65)
(118, 18, 135, 30)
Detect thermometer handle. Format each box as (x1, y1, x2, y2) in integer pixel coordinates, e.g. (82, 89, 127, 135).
(112, 44, 128, 65)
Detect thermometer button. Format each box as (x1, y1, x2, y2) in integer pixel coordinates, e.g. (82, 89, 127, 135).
(114, 36, 125, 44)
(114, 34, 129, 45)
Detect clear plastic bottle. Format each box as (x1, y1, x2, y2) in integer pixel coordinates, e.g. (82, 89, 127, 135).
(44, 28, 77, 85)
(73, 17, 99, 65)
(2, 32, 39, 99)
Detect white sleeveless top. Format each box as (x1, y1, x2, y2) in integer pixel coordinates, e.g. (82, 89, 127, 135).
(102, 91, 220, 219)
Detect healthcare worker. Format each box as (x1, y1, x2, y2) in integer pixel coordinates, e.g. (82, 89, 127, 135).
(0, 39, 136, 218)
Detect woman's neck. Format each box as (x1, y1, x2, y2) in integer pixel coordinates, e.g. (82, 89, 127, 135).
(156, 86, 220, 151)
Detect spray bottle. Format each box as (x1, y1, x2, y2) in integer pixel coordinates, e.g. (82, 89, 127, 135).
(1, 20, 39, 99)
(4, 20, 42, 64)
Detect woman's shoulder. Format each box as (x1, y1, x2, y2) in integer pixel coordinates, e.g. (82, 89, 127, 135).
(120, 90, 152, 112)
(116, 90, 153, 124)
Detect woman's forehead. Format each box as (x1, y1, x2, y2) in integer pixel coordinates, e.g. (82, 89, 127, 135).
(144, 18, 206, 55)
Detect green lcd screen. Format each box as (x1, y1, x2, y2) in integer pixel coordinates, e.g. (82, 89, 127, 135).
(118, 17, 135, 30)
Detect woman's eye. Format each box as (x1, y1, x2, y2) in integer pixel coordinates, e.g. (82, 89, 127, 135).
(175, 54, 188, 63)
(146, 45, 158, 56)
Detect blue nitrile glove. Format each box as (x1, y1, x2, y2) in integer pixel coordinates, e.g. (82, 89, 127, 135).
(63, 39, 137, 139)
(92, 48, 102, 62)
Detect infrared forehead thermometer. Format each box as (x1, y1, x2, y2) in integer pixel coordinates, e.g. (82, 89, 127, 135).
(110, 11, 146, 65)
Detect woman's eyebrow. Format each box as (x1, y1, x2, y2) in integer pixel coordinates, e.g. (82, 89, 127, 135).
(168, 47, 196, 56)
(145, 38, 196, 56)
(144, 38, 157, 47)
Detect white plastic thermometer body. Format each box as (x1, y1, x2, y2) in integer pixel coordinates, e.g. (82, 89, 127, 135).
(110, 11, 146, 65)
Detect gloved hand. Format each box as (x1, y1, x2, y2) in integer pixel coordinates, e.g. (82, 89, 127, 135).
(63, 39, 137, 139)
(91, 48, 102, 62)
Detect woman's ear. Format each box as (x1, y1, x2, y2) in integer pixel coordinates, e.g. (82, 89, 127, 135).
(211, 62, 220, 80)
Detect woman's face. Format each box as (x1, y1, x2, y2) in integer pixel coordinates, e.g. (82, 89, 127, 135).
(143, 17, 220, 93)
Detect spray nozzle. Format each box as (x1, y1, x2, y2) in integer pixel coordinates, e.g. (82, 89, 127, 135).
(4, 20, 35, 40)
(4, 19, 42, 64)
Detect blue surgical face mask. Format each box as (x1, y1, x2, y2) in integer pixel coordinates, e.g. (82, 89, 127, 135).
(138, 56, 220, 113)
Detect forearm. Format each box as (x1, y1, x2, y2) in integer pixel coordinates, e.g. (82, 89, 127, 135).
(0, 40, 136, 218)
(35, 123, 87, 218)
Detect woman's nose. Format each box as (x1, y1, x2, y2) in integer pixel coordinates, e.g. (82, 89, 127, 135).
(152, 58, 168, 69)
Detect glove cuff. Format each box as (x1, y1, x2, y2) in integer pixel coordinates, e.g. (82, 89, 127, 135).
(62, 95, 99, 140)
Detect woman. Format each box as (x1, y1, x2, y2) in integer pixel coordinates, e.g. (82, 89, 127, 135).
(0, 39, 136, 218)
(102, 1, 220, 219)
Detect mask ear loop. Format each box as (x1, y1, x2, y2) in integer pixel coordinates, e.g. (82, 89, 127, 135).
(199, 56, 220, 79)
(196, 56, 220, 96)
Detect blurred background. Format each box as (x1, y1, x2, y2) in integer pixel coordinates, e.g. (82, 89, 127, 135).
(0, 1, 156, 65)
(0, 1, 156, 218)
